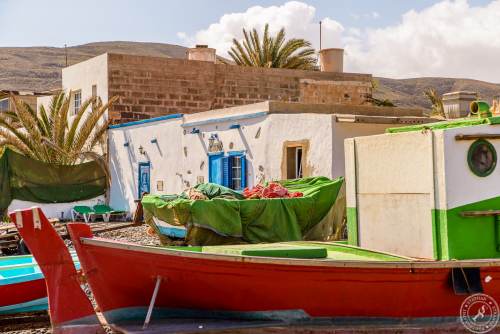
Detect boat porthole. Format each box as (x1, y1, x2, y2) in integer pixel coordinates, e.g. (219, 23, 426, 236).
(467, 139, 497, 177)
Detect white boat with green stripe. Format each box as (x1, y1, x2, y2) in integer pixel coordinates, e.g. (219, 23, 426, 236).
(345, 109, 500, 260)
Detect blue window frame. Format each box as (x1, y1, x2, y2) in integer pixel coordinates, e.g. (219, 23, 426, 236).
(208, 151, 247, 190)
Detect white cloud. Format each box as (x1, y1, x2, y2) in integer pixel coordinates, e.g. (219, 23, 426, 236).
(345, 0, 500, 82)
(180, 0, 500, 82)
(178, 1, 343, 57)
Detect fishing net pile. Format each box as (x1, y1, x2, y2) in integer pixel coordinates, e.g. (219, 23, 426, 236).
(243, 182, 303, 199)
(142, 176, 343, 246)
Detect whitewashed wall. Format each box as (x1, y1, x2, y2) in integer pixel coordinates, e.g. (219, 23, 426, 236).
(109, 104, 412, 215)
(181, 114, 268, 189)
(332, 122, 395, 178)
(266, 113, 334, 179)
(36, 95, 53, 112)
(62, 53, 109, 105)
(108, 116, 184, 213)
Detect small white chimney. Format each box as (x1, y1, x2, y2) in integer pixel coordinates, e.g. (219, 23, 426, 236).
(319, 48, 344, 73)
(187, 45, 216, 63)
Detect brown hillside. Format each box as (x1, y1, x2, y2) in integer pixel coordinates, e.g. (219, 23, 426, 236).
(1, 41, 499, 110)
(374, 77, 500, 109)
(0, 41, 188, 92)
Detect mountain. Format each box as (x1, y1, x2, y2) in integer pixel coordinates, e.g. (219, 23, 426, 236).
(374, 77, 500, 109)
(1, 41, 499, 109)
(0, 41, 188, 92)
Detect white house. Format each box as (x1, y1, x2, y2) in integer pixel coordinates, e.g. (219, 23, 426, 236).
(108, 101, 435, 214)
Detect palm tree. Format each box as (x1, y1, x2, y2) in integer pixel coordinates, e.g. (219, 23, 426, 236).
(0, 92, 117, 168)
(228, 24, 317, 70)
(423, 88, 445, 118)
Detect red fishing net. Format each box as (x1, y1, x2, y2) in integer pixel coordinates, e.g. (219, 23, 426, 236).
(243, 183, 303, 199)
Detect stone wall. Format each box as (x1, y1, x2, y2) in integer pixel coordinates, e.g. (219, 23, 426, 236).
(107, 53, 372, 124)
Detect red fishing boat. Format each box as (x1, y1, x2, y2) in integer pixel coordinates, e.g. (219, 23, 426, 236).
(0, 265, 47, 315)
(0, 240, 78, 315)
(11, 207, 500, 333)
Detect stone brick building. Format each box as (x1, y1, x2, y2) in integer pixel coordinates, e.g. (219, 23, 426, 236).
(51, 50, 373, 124)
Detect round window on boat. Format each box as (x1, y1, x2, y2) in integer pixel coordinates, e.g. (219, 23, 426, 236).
(467, 139, 497, 177)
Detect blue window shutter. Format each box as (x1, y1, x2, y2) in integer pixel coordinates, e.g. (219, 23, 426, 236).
(240, 155, 247, 189)
(222, 156, 231, 188)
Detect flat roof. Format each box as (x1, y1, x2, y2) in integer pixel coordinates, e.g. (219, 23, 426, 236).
(109, 113, 183, 129)
(111, 101, 438, 129)
(0, 90, 53, 99)
(183, 101, 435, 125)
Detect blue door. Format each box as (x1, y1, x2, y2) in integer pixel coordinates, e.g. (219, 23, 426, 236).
(208, 153, 224, 185)
(138, 162, 150, 198)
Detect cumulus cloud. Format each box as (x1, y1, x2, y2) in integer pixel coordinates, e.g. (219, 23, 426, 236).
(179, 0, 500, 82)
(177, 1, 343, 57)
(346, 0, 500, 82)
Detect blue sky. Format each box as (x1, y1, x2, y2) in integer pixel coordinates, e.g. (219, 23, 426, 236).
(0, 0, 499, 81)
(0, 0, 490, 47)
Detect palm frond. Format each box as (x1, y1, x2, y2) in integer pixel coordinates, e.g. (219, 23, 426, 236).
(65, 96, 96, 151)
(0, 129, 31, 156)
(0, 92, 115, 172)
(53, 92, 71, 147)
(424, 88, 445, 118)
(70, 96, 117, 156)
(229, 24, 316, 70)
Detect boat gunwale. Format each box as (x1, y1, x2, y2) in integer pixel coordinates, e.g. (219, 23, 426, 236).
(0, 252, 79, 273)
(0, 257, 79, 272)
(0, 271, 44, 285)
(80, 237, 500, 269)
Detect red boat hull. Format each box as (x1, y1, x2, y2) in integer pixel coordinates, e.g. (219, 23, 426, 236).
(11, 208, 500, 332)
(0, 278, 46, 308)
(75, 238, 500, 320)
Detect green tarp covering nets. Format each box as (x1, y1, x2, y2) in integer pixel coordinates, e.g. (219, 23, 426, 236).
(142, 176, 344, 246)
(0, 148, 106, 213)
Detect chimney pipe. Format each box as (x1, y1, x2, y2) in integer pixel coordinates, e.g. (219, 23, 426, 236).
(319, 48, 344, 73)
(187, 45, 216, 63)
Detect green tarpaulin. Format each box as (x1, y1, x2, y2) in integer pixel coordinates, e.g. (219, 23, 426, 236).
(142, 176, 344, 246)
(0, 148, 106, 213)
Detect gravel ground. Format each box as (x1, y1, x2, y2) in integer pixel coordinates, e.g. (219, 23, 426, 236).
(97, 223, 161, 246)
